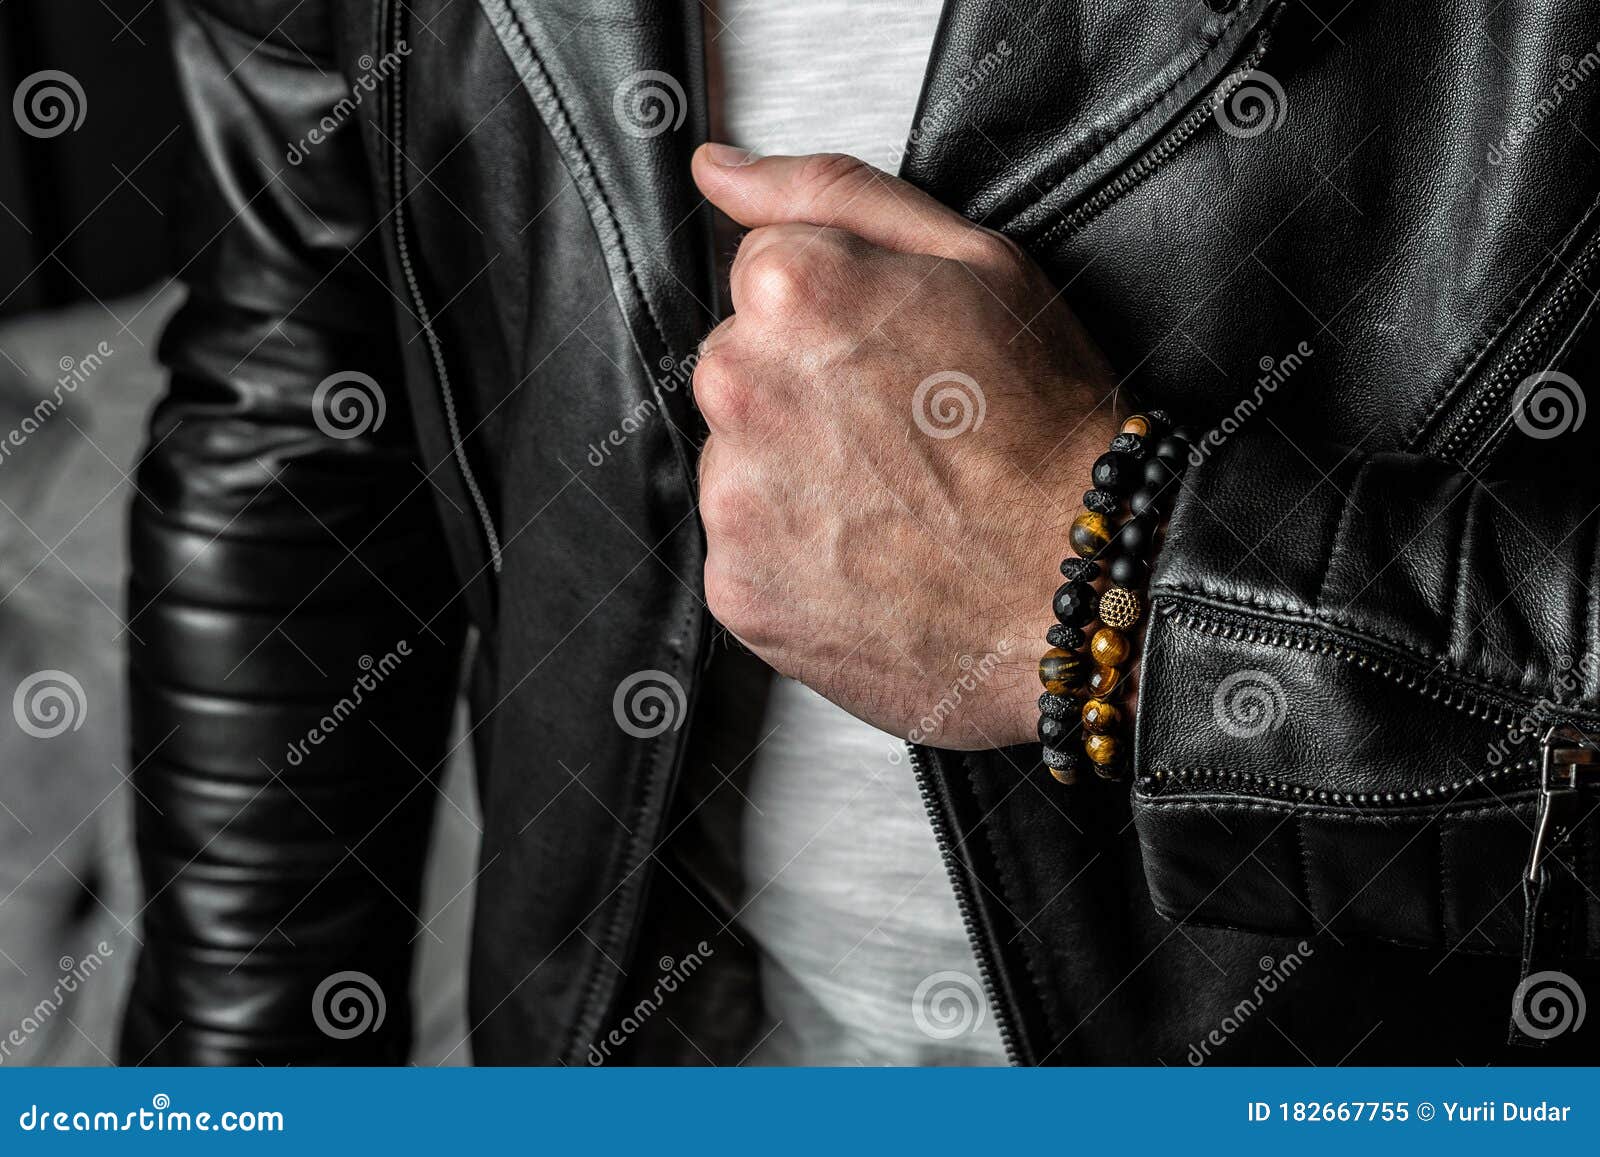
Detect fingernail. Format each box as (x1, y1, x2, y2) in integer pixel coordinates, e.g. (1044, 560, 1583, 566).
(704, 142, 757, 167)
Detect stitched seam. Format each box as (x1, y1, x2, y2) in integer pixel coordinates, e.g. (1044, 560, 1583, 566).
(1312, 451, 1370, 614)
(997, 0, 1262, 233)
(1402, 191, 1600, 451)
(1445, 476, 1479, 667)
(1153, 585, 1591, 709)
(1295, 813, 1317, 925)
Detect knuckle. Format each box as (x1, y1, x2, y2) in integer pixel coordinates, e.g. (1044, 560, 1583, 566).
(796, 152, 872, 215)
(741, 244, 813, 314)
(692, 356, 751, 429)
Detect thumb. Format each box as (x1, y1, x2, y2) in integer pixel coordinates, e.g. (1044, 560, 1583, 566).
(692, 144, 991, 261)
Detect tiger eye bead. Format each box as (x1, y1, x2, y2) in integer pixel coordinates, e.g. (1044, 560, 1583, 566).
(1086, 664, 1123, 697)
(1081, 698, 1120, 734)
(1084, 732, 1120, 766)
(1069, 511, 1112, 558)
(1089, 627, 1131, 667)
(1120, 414, 1151, 438)
(1038, 648, 1087, 696)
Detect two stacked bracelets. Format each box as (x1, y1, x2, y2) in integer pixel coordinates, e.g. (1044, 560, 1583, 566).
(1038, 410, 1189, 785)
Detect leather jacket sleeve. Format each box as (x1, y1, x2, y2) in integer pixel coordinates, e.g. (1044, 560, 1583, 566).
(119, 0, 466, 1064)
(1136, 409, 1600, 956)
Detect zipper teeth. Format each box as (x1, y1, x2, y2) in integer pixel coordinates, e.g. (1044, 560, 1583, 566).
(1161, 598, 1552, 730)
(1440, 226, 1600, 464)
(1039, 33, 1272, 246)
(1141, 759, 1539, 808)
(1151, 599, 1588, 802)
(908, 744, 1022, 1066)
(388, 2, 504, 573)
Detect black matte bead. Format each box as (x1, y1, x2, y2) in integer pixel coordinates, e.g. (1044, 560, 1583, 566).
(1083, 488, 1118, 515)
(1128, 486, 1163, 518)
(1038, 692, 1074, 721)
(1059, 557, 1100, 582)
(1108, 553, 1148, 588)
(1046, 623, 1085, 650)
(1052, 580, 1097, 626)
(1109, 432, 1147, 459)
(1153, 436, 1187, 464)
(1091, 451, 1137, 494)
(1117, 514, 1159, 558)
(1038, 714, 1073, 748)
(1170, 426, 1194, 446)
(1143, 454, 1181, 488)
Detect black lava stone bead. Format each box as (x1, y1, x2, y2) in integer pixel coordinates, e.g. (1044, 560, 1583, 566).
(1053, 580, 1097, 626)
(1108, 553, 1148, 588)
(1046, 623, 1085, 650)
(1038, 692, 1074, 720)
(1038, 713, 1073, 748)
(1091, 451, 1137, 494)
(1082, 488, 1119, 515)
(1109, 432, 1147, 459)
(1145, 408, 1171, 429)
(1059, 557, 1100, 582)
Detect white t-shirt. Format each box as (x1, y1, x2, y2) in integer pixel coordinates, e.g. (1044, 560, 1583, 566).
(692, 0, 1007, 1066)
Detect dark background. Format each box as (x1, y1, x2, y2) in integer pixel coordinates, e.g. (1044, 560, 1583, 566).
(0, 0, 180, 316)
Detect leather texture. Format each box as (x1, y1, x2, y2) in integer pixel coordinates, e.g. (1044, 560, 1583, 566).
(124, 0, 1600, 1065)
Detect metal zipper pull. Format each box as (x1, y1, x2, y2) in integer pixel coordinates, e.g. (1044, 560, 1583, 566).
(1510, 721, 1597, 1047)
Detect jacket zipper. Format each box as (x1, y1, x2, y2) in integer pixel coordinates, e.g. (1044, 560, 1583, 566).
(1140, 759, 1541, 810)
(1433, 224, 1600, 467)
(908, 743, 1023, 1065)
(1038, 29, 1275, 247)
(387, 0, 504, 573)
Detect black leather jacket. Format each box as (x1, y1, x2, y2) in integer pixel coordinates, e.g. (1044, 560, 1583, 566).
(123, 0, 1600, 1064)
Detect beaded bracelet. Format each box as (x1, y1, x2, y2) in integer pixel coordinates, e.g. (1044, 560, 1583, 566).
(1038, 411, 1190, 784)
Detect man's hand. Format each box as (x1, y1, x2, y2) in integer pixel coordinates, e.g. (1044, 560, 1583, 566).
(691, 145, 1121, 751)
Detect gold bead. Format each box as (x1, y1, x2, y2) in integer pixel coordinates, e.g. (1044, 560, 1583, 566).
(1084, 732, 1120, 766)
(1081, 697, 1120, 734)
(1087, 664, 1122, 696)
(1089, 627, 1131, 667)
(1097, 586, 1141, 630)
(1068, 511, 1111, 558)
(1120, 414, 1151, 438)
(1048, 763, 1079, 786)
